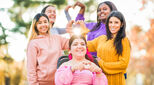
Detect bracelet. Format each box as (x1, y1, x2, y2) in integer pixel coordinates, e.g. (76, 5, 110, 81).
(96, 71, 101, 74)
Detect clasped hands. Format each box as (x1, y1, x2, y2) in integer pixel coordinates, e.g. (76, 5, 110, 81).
(71, 60, 102, 75)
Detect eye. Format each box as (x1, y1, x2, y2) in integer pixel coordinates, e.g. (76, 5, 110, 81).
(44, 20, 48, 23)
(97, 8, 101, 12)
(103, 8, 107, 11)
(109, 21, 112, 24)
(72, 43, 78, 46)
(38, 21, 42, 24)
(81, 43, 85, 46)
(80, 42, 86, 46)
(53, 11, 56, 14)
(47, 10, 51, 13)
(115, 21, 119, 24)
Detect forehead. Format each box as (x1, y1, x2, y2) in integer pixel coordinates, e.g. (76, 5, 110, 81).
(38, 16, 48, 21)
(109, 16, 120, 21)
(99, 3, 110, 9)
(46, 6, 56, 11)
(72, 39, 85, 43)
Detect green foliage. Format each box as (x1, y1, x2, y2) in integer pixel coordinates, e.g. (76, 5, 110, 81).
(64, 50, 69, 56)
(0, 23, 8, 45)
(51, 0, 67, 8)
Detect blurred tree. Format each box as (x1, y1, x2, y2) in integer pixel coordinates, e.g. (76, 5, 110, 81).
(141, 19, 154, 85)
(127, 19, 154, 85)
(9, 0, 67, 37)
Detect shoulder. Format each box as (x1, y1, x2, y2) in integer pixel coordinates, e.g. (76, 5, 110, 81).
(99, 35, 107, 39)
(122, 37, 131, 46)
(50, 34, 61, 38)
(51, 27, 56, 30)
(96, 35, 107, 41)
(86, 22, 97, 26)
(27, 39, 39, 50)
(28, 39, 38, 46)
(60, 60, 71, 67)
(122, 37, 130, 43)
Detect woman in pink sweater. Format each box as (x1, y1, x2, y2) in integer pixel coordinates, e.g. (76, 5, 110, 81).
(55, 35, 108, 85)
(27, 13, 69, 85)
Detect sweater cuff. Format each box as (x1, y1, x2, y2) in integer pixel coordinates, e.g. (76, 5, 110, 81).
(98, 59, 104, 65)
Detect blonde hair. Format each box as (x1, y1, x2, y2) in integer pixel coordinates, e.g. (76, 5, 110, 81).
(28, 13, 50, 43)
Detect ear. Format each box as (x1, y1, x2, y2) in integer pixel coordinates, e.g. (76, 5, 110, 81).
(69, 50, 72, 54)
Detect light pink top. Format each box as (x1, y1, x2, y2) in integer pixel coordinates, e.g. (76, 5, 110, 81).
(55, 66, 108, 85)
(27, 34, 69, 85)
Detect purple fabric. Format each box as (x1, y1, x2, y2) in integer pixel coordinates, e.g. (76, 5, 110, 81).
(76, 14, 107, 57)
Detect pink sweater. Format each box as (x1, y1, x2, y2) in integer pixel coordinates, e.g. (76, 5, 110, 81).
(27, 34, 69, 85)
(55, 66, 108, 85)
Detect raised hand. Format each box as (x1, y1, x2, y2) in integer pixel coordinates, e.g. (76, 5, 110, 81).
(71, 62, 85, 72)
(82, 60, 102, 73)
(76, 20, 90, 35)
(73, 1, 85, 9)
(66, 20, 74, 35)
(65, 5, 72, 12)
(73, 1, 85, 15)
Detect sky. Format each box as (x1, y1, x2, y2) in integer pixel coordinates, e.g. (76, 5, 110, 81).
(0, 0, 153, 61)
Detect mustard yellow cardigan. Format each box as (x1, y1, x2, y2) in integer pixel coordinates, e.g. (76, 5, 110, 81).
(87, 35, 130, 85)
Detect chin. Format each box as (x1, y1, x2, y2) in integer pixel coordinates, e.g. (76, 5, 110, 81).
(76, 55, 85, 58)
(50, 20, 55, 23)
(99, 18, 105, 22)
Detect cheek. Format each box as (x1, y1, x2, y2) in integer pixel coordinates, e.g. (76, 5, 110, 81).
(45, 13, 50, 17)
(106, 11, 110, 16)
(116, 24, 121, 28)
(36, 25, 40, 30)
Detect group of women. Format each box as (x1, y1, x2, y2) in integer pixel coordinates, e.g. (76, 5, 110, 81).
(26, 1, 131, 85)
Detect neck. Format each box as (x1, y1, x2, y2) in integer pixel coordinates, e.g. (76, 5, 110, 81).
(50, 24, 53, 28)
(112, 33, 117, 39)
(39, 33, 48, 36)
(101, 19, 106, 24)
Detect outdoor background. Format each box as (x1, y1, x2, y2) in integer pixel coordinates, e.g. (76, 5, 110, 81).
(0, 0, 154, 85)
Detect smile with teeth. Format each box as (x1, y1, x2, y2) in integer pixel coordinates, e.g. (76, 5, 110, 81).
(49, 15, 55, 19)
(111, 28, 116, 31)
(76, 49, 84, 52)
(41, 27, 47, 31)
(100, 14, 105, 17)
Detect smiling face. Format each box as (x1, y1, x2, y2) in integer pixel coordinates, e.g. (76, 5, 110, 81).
(97, 3, 111, 21)
(45, 6, 56, 24)
(70, 38, 87, 60)
(36, 16, 49, 35)
(108, 16, 122, 36)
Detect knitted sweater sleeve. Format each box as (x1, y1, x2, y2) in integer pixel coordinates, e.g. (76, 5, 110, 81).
(98, 38, 131, 74)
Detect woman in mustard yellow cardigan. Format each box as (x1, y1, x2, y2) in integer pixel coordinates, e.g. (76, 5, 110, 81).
(86, 11, 131, 85)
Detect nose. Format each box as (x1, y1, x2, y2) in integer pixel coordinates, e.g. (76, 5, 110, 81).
(77, 44, 83, 48)
(41, 22, 47, 27)
(51, 11, 55, 15)
(110, 22, 116, 27)
(100, 9, 103, 13)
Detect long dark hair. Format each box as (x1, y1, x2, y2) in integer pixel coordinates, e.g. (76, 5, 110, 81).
(41, 5, 55, 26)
(90, 1, 117, 32)
(106, 11, 126, 56)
